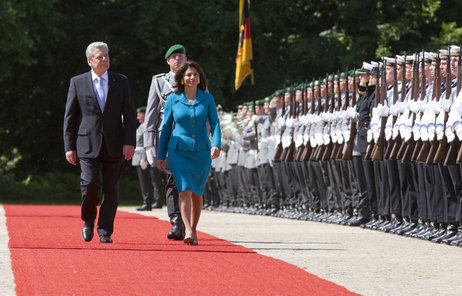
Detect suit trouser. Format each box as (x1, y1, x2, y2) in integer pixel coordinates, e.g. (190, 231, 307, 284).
(289, 161, 303, 208)
(352, 155, 370, 215)
(437, 163, 456, 223)
(426, 165, 444, 221)
(280, 161, 296, 208)
(307, 161, 325, 211)
(295, 161, 310, 210)
(385, 159, 402, 216)
(80, 143, 124, 237)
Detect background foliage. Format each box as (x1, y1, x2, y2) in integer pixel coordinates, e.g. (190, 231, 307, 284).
(1, 0, 462, 198)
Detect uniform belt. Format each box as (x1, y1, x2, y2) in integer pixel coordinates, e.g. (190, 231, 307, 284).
(356, 120, 369, 131)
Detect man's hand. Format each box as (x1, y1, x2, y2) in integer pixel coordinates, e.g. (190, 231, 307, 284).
(211, 146, 220, 160)
(156, 159, 165, 171)
(123, 145, 135, 160)
(65, 150, 77, 165)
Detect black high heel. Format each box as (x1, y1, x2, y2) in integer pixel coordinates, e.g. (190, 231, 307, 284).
(184, 237, 194, 244)
(190, 231, 198, 246)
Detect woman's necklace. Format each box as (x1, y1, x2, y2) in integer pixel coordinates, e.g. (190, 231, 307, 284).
(185, 90, 197, 104)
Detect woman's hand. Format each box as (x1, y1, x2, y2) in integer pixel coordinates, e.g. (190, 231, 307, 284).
(156, 159, 165, 171)
(211, 146, 220, 160)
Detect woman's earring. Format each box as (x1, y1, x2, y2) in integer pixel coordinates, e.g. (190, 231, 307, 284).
(181, 81, 184, 85)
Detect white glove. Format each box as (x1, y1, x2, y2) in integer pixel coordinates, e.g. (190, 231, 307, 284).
(285, 118, 293, 128)
(428, 125, 436, 141)
(409, 101, 419, 113)
(367, 129, 373, 143)
(413, 129, 421, 141)
(315, 133, 324, 146)
(392, 126, 399, 140)
(385, 127, 392, 141)
(427, 100, 441, 114)
(404, 127, 412, 142)
(455, 123, 462, 141)
(146, 147, 156, 166)
(373, 129, 380, 143)
(420, 127, 429, 141)
(436, 125, 444, 141)
(389, 105, 398, 116)
(442, 99, 452, 113)
(342, 131, 351, 142)
(418, 102, 427, 113)
(310, 135, 317, 148)
(446, 127, 455, 143)
(396, 101, 406, 113)
(323, 134, 331, 145)
(347, 107, 357, 119)
(337, 133, 344, 144)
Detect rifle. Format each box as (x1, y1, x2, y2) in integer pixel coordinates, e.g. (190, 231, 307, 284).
(295, 82, 307, 161)
(342, 71, 357, 160)
(281, 86, 296, 162)
(390, 55, 408, 159)
(372, 61, 388, 161)
(331, 72, 343, 159)
(301, 81, 315, 161)
(272, 90, 284, 162)
(445, 46, 460, 165)
(402, 55, 420, 163)
(413, 51, 427, 161)
(434, 48, 451, 163)
(310, 79, 324, 161)
(384, 58, 399, 159)
(425, 53, 442, 164)
(321, 75, 334, 161)
(365, 64, 381, 161)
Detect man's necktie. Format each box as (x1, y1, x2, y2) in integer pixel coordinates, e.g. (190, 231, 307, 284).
(96, 76, 105, 111)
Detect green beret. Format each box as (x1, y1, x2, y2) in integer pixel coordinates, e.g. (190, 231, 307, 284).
(340, 72, 347, 79)
(255, 99, 264, 106)
(165, 44, 185, 59)
(265, 97, 270, 102)
(136, 106, 146, 113)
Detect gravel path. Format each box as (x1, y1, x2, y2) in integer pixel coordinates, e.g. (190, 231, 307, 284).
(1, 205, 462, 295)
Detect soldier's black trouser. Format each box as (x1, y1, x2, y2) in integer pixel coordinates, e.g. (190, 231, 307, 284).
(319, 160, 333, 211)
(327, 161, 342, 211)
(289, 161, 303, 208)
(446, 164, 461, 223)
(309, 161, 326, 211)
(339, 159, 356, 213)
(229, 164, 240, 206)
(165, 173, 183, 227)
(258, 163, 279, 209)
(362, 154, 377, 214)
(416, 163, 431, 221)
(353, 155, 370, 215)
(373, 160, 389, 216)
(246, 167, 261, 207)
(272, 161, 286, 208)
(385, 159, 402, 216)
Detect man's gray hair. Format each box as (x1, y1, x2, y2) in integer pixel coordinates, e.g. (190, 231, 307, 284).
(85, 41, 109, 59)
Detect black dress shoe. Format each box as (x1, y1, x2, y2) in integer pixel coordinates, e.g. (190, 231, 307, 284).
(167, 222, 185, 240)
(100, 235, 113, 243)
(151, 202, 162, 209)
(81, 221, 94, 242)
(136, 204, 152, 211)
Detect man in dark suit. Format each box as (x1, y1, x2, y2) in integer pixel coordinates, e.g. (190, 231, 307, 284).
(63, 41, 136, 243)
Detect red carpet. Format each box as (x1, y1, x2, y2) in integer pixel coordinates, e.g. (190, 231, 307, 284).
(5, 205, 358, 295)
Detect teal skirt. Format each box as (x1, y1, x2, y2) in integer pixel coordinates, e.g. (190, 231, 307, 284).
(167, 148, 212, 196)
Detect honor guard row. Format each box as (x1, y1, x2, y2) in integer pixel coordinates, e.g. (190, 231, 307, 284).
(204, 45, 462, 247)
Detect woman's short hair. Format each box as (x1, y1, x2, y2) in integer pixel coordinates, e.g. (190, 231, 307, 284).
(174, 61, 208, 93)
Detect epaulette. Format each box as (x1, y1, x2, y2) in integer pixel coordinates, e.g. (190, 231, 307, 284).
(152, 73, 167, 79)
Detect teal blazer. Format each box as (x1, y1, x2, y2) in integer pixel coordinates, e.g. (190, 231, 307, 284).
(157, 88, 221, 160)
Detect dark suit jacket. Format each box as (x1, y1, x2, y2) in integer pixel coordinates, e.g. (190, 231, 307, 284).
(63, 70, 136, 158)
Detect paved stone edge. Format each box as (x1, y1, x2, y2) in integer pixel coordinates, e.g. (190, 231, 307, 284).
(0, 205, 16, 296)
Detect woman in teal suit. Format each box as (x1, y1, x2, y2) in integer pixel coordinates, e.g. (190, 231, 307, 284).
(157, 61, 221, 245)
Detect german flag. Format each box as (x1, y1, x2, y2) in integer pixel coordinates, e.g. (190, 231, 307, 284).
(235, 0, 254, 90)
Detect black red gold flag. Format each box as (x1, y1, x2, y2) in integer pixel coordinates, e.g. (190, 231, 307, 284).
(235, 0, 254, 90)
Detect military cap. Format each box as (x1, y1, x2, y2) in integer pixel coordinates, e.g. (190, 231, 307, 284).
(358, 62, 372, 74)
(421, 51, 436, 63)
(136, 106, 147, 113)
(371, 61, 382, 71)
(255, 99, 264, 106)
(237, 104, 243, 109)
(327, 74, 334, 82)
(439, 49, 449, 60)
(264, 97, 270, 102)
(383, 57, 396, 66)
(165, 44, 186, 59)
(295, 83, 304, 90)
(405, 55, 415, 64)
(450, 45, 460, 56)
(339, 72, 347, 79)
